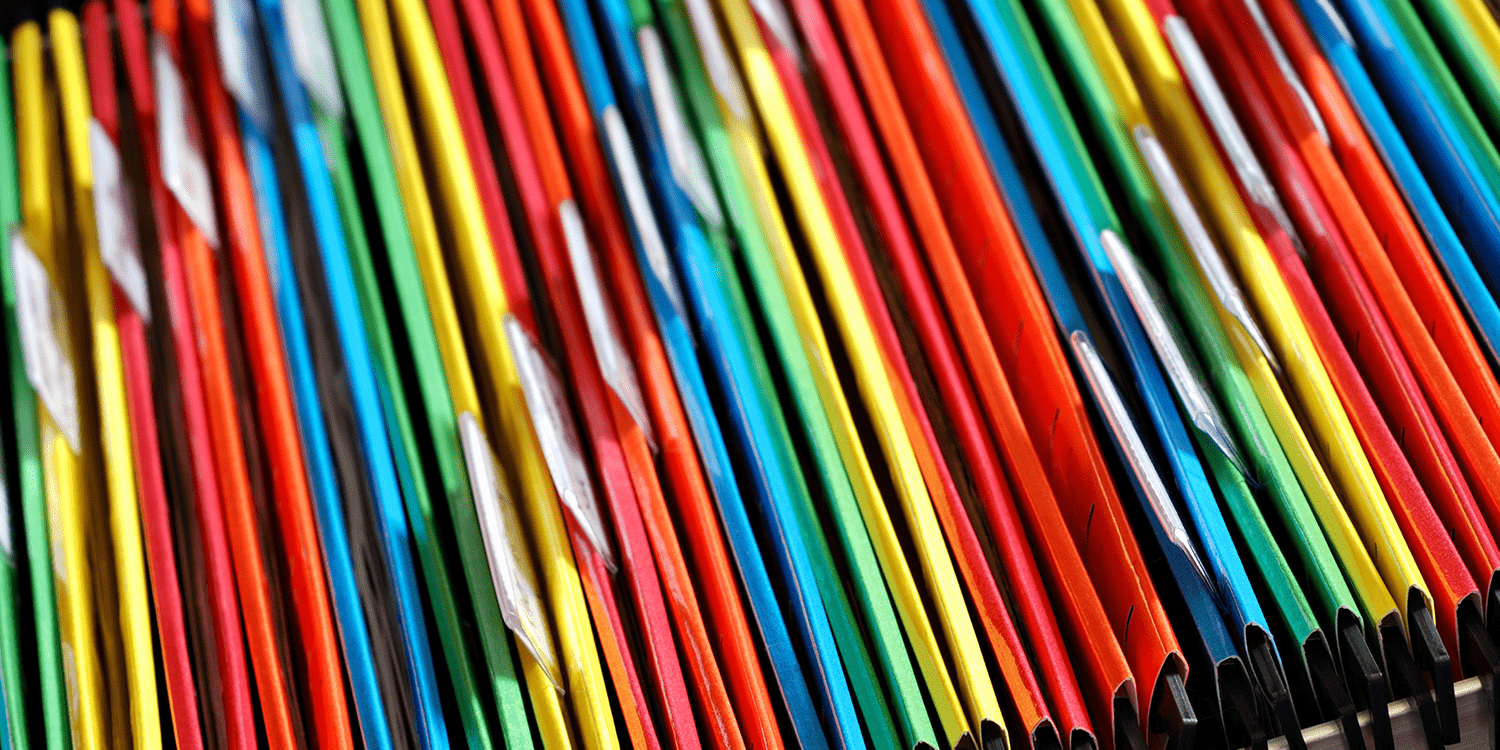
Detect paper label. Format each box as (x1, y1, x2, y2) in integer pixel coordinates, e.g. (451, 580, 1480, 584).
(281, 0, 344, 119)
(1100, 230, 1247, 478)
(504, 316, 616, 570)
(89, 120, 151, 320)
(457, 412, 562, 690)
(1163, 16, 1303, 256)
(0, 475, 12, 559)
(9, 230, 80, 454)
(680, 0, 749, 120)
(1313, 0, 1355, 47)
(602, 107, 687, 320)
(747, 0, 798, 62)
(558, 200, 656, 451)
(154, 33, 221, 250)
(1070, 331, 1221, 606)
(1133, 125, 1279, 371)
(640, 27, 723, 229)
(215, 0, 273, 132)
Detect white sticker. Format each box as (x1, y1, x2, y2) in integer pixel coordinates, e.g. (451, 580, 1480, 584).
(0, 474, 12, 559)
(1312, 0, 1355, 48)
(747, 0, 799, 64)
(1070, 332, 1222, 609)
(504, 316, 616, 570)
(281, 0, 345, 119)
(1241, 0, 1329, 146)
(1134, 125, 1280, 371)
(89, 120, 151, 321)
(1163, 16, 1304, 257)
(9, 229, 80, 454)
(602, 106, 687, 321)
(154, 33, 221, 250)
(558, 200, 656, 451)
(215, 0, 273, 132)
(640, 27, 723, 229)
(681, 0, 749, 120)
(458, 412, 562, 691)
(1100, 230, 1247, 479)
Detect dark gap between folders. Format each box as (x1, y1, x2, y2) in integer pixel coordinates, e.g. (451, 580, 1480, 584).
(271, 97, 420, 750)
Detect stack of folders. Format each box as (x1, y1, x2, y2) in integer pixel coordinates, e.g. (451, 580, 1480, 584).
(5, 0, 1500, 746)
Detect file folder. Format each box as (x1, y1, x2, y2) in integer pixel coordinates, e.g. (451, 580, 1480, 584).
(503, 0, 798, 742)
(1094, 0, 1430, 744)
(664, 3, 950, 747)
(16, 26, 114, 746)
(1023, 0, 1359, 737)
(380, 1, 621, 747)
(777, 7, 1076, 746)
(350, 3, 556, 749)
(259, 90, 421, 750)
(1375, 0, 1500, 205)
(1225, 0, 1500, 595)
(487, 7, 675, 749)
(112, 7, 266, 749)
(946, 1, 1290, 744)
(0, 23, 29, 749)
(47, 8, 163, 748)
(1180, 6, 1486, 744)
(446, 0, 708, 742)
(1407, 0, 1500, 163)
(176, 5, 354, 747)
(1323, 0, 1500, 315)
(1214, 0, 1500, 637)
(522, 0, 844, 744)
(311, 0, 505, 744)
(864, 1, 1172, 745)
(0, 11, 70, 749)
(80, 10, 220, 750)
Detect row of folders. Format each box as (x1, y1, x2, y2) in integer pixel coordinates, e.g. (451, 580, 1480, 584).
(4, 0, 1500, 746)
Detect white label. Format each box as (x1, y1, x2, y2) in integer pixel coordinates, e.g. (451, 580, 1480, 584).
(1100, 230, 1247, 478)
(1312, 0, 1355, 47)
(1163, 16, 1304, 257)
(640, 27, 723, 229)
(281, 0, 345, 119)
(558, 200, 656, 451)
(1241, 0, 1329, 146)
(747, 0, 799, 63)
(458, 412, 562, 690)
(1070, 332, 1221, 607)
(154, 33, 221, 250)
(602, 107, 687, 320)
(681, 0, 749, 120)
(9, 230, 80, 454)
(504, 316, 616, 570)
(1134, 125, 1280, 371)
(0, 476, 12, 559)
(215, 0, 273, 132)
(89, 120, 151, 321)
